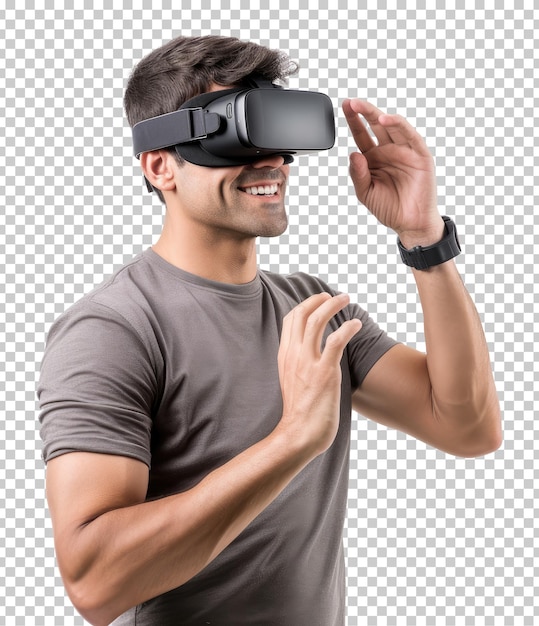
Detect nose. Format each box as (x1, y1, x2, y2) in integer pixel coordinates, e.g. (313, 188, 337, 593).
(251, 154, 286, 170)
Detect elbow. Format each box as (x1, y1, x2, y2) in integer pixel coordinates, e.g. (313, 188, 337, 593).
(62, 570, 126, 626)
(55, 536, 132, 625)
(480, 408, 503, 455)
(452, 400, 503, 459)
(471, 388, 503, 456)
(432, 386, 503, 458)
(432, 373, 503, 457)
(456, 424, 502, 458)
(65, 583, 114, 626)
(55, 556, 106, 625)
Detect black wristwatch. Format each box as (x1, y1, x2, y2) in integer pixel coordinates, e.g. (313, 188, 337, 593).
(397, 216, 461, 270)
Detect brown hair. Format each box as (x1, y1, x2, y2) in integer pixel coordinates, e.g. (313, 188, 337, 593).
(124, 36, 298, 202)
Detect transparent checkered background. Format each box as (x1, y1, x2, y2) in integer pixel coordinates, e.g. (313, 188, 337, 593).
(2, 3, 537, 625)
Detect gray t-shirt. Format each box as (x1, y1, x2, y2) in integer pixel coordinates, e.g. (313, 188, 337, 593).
(38, 248, 397, 626)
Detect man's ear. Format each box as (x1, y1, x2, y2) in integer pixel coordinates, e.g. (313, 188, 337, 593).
(140, 150, 177, 193)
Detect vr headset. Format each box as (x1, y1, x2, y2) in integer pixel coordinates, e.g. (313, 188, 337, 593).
(132, 77, 335, 186)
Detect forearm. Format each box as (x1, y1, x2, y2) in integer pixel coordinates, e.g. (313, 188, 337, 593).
(344, 99, 501, 453)
(66, 429, 312, 626)
(411, 259, 501, 439)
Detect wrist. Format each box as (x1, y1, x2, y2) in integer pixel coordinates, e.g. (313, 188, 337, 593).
(396, 217, 446, 250)
(397, 216, 461, 271)
(270, 417, 328, 466)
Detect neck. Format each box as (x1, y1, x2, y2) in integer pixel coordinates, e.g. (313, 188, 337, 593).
(152, 218, 259, 286)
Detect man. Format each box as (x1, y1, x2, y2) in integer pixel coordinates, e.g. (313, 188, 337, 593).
(38, 35, 501, 626)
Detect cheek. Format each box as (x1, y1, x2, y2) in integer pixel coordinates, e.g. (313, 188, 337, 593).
(177, 164, 241, 208)
(217, 174, 243, 205)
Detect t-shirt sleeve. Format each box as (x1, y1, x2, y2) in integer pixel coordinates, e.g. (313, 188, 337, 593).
(345, 301, 399, 390)
(37, 300, 157, 466)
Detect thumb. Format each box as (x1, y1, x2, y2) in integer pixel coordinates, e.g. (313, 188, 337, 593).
(349, 152, 371, 204)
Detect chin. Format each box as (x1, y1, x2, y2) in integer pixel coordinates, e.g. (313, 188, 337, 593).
(257, 218, 289, 238)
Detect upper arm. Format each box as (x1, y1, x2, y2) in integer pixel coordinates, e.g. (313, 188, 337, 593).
(351, 343, 477, 456)
(46, 452, 149, 578)
(38, 301, 157, 469)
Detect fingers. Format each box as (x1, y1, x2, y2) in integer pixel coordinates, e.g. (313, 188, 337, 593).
(283, 293, 333, 352)
(343, 98, 392, 151)
(343, 99, 431, 157)
(321, 318, 363, 365)
(302, 293, 354, 359)
(377, 113, 432, 157)
(278, 293, 332, 373)
(280, 293, 362, 364)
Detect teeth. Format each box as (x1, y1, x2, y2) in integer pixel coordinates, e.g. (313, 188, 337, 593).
(243, 184, 278, 196)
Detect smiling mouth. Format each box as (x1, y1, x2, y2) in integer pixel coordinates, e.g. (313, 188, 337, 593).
(240, 183, 279, 197)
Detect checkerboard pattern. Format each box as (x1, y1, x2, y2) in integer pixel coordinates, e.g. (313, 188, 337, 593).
(2, 4, 538, 625)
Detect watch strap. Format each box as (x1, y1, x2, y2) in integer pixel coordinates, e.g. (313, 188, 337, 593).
(398, 216, 461, 270)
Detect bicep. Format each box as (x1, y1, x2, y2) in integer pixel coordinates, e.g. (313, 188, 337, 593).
(352, 343, 468, 455)
(46, 452, 149, 570)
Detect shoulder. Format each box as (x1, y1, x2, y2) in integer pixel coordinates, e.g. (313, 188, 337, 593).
(85, 251, 157, 328)
(259, 269, 336, 302)
(45, 250, 163, 366)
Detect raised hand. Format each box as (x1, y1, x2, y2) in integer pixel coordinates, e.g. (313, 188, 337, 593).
(343, 98, 445, 248)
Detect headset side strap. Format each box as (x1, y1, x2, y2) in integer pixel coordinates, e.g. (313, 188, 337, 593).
(132, 108, 220, 157)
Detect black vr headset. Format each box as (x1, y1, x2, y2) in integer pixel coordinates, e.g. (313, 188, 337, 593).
(132, 77, 335, 188)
